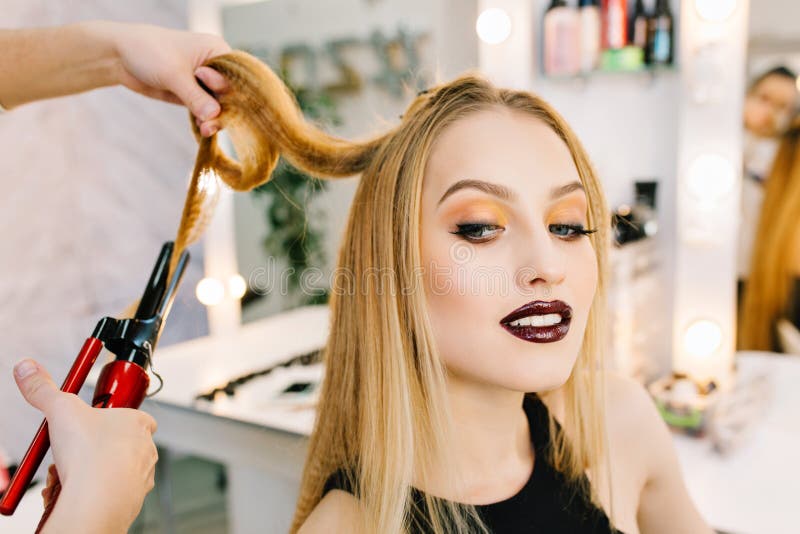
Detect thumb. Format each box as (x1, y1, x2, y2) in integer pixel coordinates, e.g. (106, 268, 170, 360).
(13, 359, 60, 413)
(167, 72, 220, 122)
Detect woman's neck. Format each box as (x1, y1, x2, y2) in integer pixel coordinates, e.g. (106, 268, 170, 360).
(415, 373, 535, 504)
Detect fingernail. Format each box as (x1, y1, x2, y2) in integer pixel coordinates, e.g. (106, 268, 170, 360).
(14, 359, 36, 379)
(200, 102, 218, 121)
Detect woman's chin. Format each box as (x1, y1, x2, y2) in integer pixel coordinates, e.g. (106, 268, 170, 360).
(447, 355, 576, 394)
(501, 347, 579, 391)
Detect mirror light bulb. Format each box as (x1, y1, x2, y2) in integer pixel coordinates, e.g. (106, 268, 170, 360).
(196, 277, 225, 306)
(684, 319, 723, 358)
(228, 274, 247, 299)
(476, 8, 512, 45)
(695, 0, 737, 22)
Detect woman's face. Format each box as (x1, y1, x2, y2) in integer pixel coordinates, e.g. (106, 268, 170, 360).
(744, 74, 798, 137)
(420, 107, 598, 393)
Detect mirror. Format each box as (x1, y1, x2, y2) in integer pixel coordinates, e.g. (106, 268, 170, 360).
(220, 0, 477, 324)
(737, 3, 800, 353)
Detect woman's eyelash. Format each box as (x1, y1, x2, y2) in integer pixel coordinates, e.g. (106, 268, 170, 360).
(450, 222, 597, 242)
(549, 224, 598, 239)
(450, 223, 503, 241)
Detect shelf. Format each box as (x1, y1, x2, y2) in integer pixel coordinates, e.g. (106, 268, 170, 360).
(539, 64, 678, 82)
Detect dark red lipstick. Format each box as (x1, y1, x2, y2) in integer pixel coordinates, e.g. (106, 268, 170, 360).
(499, 300, 572, 343)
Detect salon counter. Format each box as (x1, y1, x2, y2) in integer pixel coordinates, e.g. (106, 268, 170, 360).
(671, 352, 800, 534)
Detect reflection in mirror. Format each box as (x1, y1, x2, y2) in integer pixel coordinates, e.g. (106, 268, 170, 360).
(219, 0, 469, 324)
(737, 17, 800, 353)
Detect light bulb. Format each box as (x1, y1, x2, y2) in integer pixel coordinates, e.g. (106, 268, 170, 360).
(228, 274, 247, 299)
(476, 8, 512, 45)
(196, 277, 225, 306)
(695, 0, 737, 22)
(686, 153, 736, 202)
(684, 319, 723, 358)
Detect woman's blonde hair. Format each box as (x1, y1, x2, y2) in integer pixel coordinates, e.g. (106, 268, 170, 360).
(180, 51, 613, 533)
(739, 116, 800, 351)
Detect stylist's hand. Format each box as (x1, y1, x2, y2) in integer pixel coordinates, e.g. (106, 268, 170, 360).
(91, 20, 232, 137)
(13, 358, 158, 532)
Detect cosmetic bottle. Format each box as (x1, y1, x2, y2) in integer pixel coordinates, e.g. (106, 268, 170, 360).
(632, 180, 659, 238)
(579, 0, 602, 73)
(648, 0, 674, 65)
(601, 0, 627, 50)
(630, 0, 649, 58)
(544, 0, 580, 76)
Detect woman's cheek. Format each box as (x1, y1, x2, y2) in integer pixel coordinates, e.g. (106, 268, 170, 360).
(568, 241, 598, 306)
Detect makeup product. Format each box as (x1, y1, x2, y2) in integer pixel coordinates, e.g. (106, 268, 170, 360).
(648, 372, 719, 437)
(630, 0, 649, 57)
(601, 0, 627, 50)
(0, 242, 189, 522)
(612, 180, 659, 244)
(632, 180, 658, 238)
(648, 0, 674, 65)
(579, 0, 602, 73)
(543, 0, 580, 77)
(599, 46, 644, 71)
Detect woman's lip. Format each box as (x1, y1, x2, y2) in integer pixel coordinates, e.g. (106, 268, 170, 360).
(499, 300, 573, 325)
(500, 320, 571, 343)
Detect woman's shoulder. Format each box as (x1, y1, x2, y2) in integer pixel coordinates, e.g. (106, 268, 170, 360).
(298, 468, 368, 533)
(602, 369, 663, 480)
(603, 370, 659, 433)
(298, 481, 365, 534)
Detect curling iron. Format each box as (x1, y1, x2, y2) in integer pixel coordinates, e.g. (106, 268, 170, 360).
(0, 241, 189, 522)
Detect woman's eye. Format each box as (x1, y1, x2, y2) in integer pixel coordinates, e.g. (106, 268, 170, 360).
(450, 223, 504, 242)
(549, 223, 597, 239)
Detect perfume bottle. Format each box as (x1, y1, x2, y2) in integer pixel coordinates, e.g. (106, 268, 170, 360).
(579, 0, 602, 73)
(544, 0, 580, 76)
(602, 0, 627, 50)
(648, 0, 674, 65)
(630, 0, 649, 57)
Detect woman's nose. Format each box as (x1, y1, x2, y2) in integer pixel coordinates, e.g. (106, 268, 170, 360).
(516, 227, 566, 294)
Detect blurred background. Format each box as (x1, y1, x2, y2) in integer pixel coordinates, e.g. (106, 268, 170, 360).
(1, 0, 798, 533)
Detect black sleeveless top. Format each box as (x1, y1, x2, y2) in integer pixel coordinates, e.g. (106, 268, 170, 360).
(322, 393, 624, 533)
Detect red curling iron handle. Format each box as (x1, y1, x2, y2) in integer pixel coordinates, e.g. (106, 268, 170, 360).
(0, 338, 150, 516)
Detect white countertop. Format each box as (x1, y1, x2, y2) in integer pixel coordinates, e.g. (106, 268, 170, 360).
(672, 351, 800, 534)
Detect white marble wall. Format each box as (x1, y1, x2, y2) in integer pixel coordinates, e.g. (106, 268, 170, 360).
(0, 1, 208, 463)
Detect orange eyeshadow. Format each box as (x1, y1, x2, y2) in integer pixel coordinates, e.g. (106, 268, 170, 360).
(444, 199, 509, 226)
(547, 197, 587, 223)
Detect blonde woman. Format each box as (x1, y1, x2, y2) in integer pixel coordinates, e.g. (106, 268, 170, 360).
(175, 58, 708, 533)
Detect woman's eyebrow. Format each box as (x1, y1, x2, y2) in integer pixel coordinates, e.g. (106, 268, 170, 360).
(550, 181, 585, 200)
(437, 179, 584, 206)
